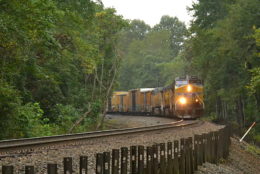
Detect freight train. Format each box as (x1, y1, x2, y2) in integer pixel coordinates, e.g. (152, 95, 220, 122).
(108, 76, 204, 119)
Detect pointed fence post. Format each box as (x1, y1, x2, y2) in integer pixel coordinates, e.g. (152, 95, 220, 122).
(130, 146, 137, 174)
(2, 166, 13, 174)
(179, 138, 185, 174)
(146, 146, 153, 174)
(96, 153, 103, 174)
(121, 147, 128, 174)
(159, 143, 166, 174)
(80, 156, 88, 174)
(188, 137, 194, 174)
(166, 142, 173, 174)
(47, 164, 57, 174)
(138, 146, 145, 174)
(112, 149, 119, 174)
(152, 144, 159, 174)
(25, 166, 34, 174)
(103, 152, 110, 174)
(173, 140, 179, 174)
(194, 135, 199, 171)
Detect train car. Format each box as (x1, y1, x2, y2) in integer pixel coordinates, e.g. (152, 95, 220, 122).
(140, 88, 154, 113)
(161, 85, 174, 116)
(151, 87, 163, 115)
(129, 88, 154, 114)
(110, 91, 129, 112)
(174, 76, 204, 119)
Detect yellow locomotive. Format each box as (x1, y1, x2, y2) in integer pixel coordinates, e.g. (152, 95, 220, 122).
(108, 76, 204, 119)
(174, 76, 204, 118)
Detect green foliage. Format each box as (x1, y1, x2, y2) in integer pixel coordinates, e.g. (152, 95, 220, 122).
(118, 16, 187, 89)
(0, 0, 127, 139)
(245, 143, 260, 156)
(18, 103, 52, 137)
(187, 0, 260, 142)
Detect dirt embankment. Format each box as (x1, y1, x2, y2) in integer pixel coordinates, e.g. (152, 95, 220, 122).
(196, 137, 260, 174)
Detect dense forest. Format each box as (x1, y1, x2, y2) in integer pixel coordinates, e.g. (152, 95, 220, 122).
(118, 0, 260, 143)
(0, 0, 259, 143)
(0, 0, 127, 139)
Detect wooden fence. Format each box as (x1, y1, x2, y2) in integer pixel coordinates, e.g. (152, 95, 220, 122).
(1, 126, 231, 174)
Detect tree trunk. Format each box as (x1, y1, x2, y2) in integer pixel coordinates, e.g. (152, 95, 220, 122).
(236, 96, 245, 129)
(95, 56, 119, 130)
(68, 103, 92, 133)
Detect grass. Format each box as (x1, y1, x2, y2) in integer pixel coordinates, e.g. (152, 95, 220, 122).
(246, 143, 260, 156)
(102, 119, 122, 130)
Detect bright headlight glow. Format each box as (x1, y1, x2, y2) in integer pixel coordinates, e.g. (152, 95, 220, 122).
(187, 85, 192, 92)
(179, 97, 187, 104)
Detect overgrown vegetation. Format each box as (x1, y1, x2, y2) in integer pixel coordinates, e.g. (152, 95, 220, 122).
(0, 0, 127, 139)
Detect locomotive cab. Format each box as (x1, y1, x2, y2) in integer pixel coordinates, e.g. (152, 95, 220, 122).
(174, 76, 204, 119)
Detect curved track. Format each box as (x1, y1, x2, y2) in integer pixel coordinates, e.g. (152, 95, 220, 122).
(0, 119, 202, 155)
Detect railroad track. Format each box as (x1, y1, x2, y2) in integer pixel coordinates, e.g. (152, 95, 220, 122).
(0, 119, 202, 155)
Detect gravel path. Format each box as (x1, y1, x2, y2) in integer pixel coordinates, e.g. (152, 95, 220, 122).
(0, 115, 223, 174)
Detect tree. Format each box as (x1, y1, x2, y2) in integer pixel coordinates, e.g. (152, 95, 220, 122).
(154, 15, 187, 57)
(187, 0, 260, 136)
(0, 0, 128, 139)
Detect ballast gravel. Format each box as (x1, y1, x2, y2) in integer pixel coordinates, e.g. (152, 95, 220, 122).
(0, 115, 223, 174)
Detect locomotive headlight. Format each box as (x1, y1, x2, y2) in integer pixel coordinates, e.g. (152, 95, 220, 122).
(179, 97, 187, 105)
(187, 85, 192, 92)
(195, 99, 199, 102)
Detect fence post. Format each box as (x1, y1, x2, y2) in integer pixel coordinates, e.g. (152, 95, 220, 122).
(166, 142, 173, 174)
(212, 132, 217, 164)
(159, 143, 166, 174)
(121, 147, 128, 174)
(25, 166, 34, 174)
(96, 153, 103, 174)
(173, 140, 179, 174)
(130, 146, 137, 174)
(223, 126, 228, 159)
(213, 131, 218, 164)
(64, 157, 72, 174)
(226, 125, 231, 157)
(80, 156, 88, 174)
(138, 146, 144, 174)
(214, 131, 219, 163)
(198, 135, 203, 166)
(112, 149, 119, 174)
(202, 134, 207, 163)
(185, 138, 191, 174)
(218, 128, 224, 160)
(2, 166, 13, 174)
(194, 135, 199, 171)
(103, 152, 110, 174)
(188, 137, 193, 174)
(179, 138, 185, 174)
(47, 164, 57, 174)
(152, 144, 159, 174)
(147, 146, 153, 174)
(207, 132, 212, 163)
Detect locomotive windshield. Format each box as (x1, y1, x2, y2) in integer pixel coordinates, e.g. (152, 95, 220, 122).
(175, 76, 202, 87)
(175, 80, 188, 87)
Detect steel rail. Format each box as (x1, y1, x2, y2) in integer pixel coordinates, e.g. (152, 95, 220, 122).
(0, 119, 201, 152)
